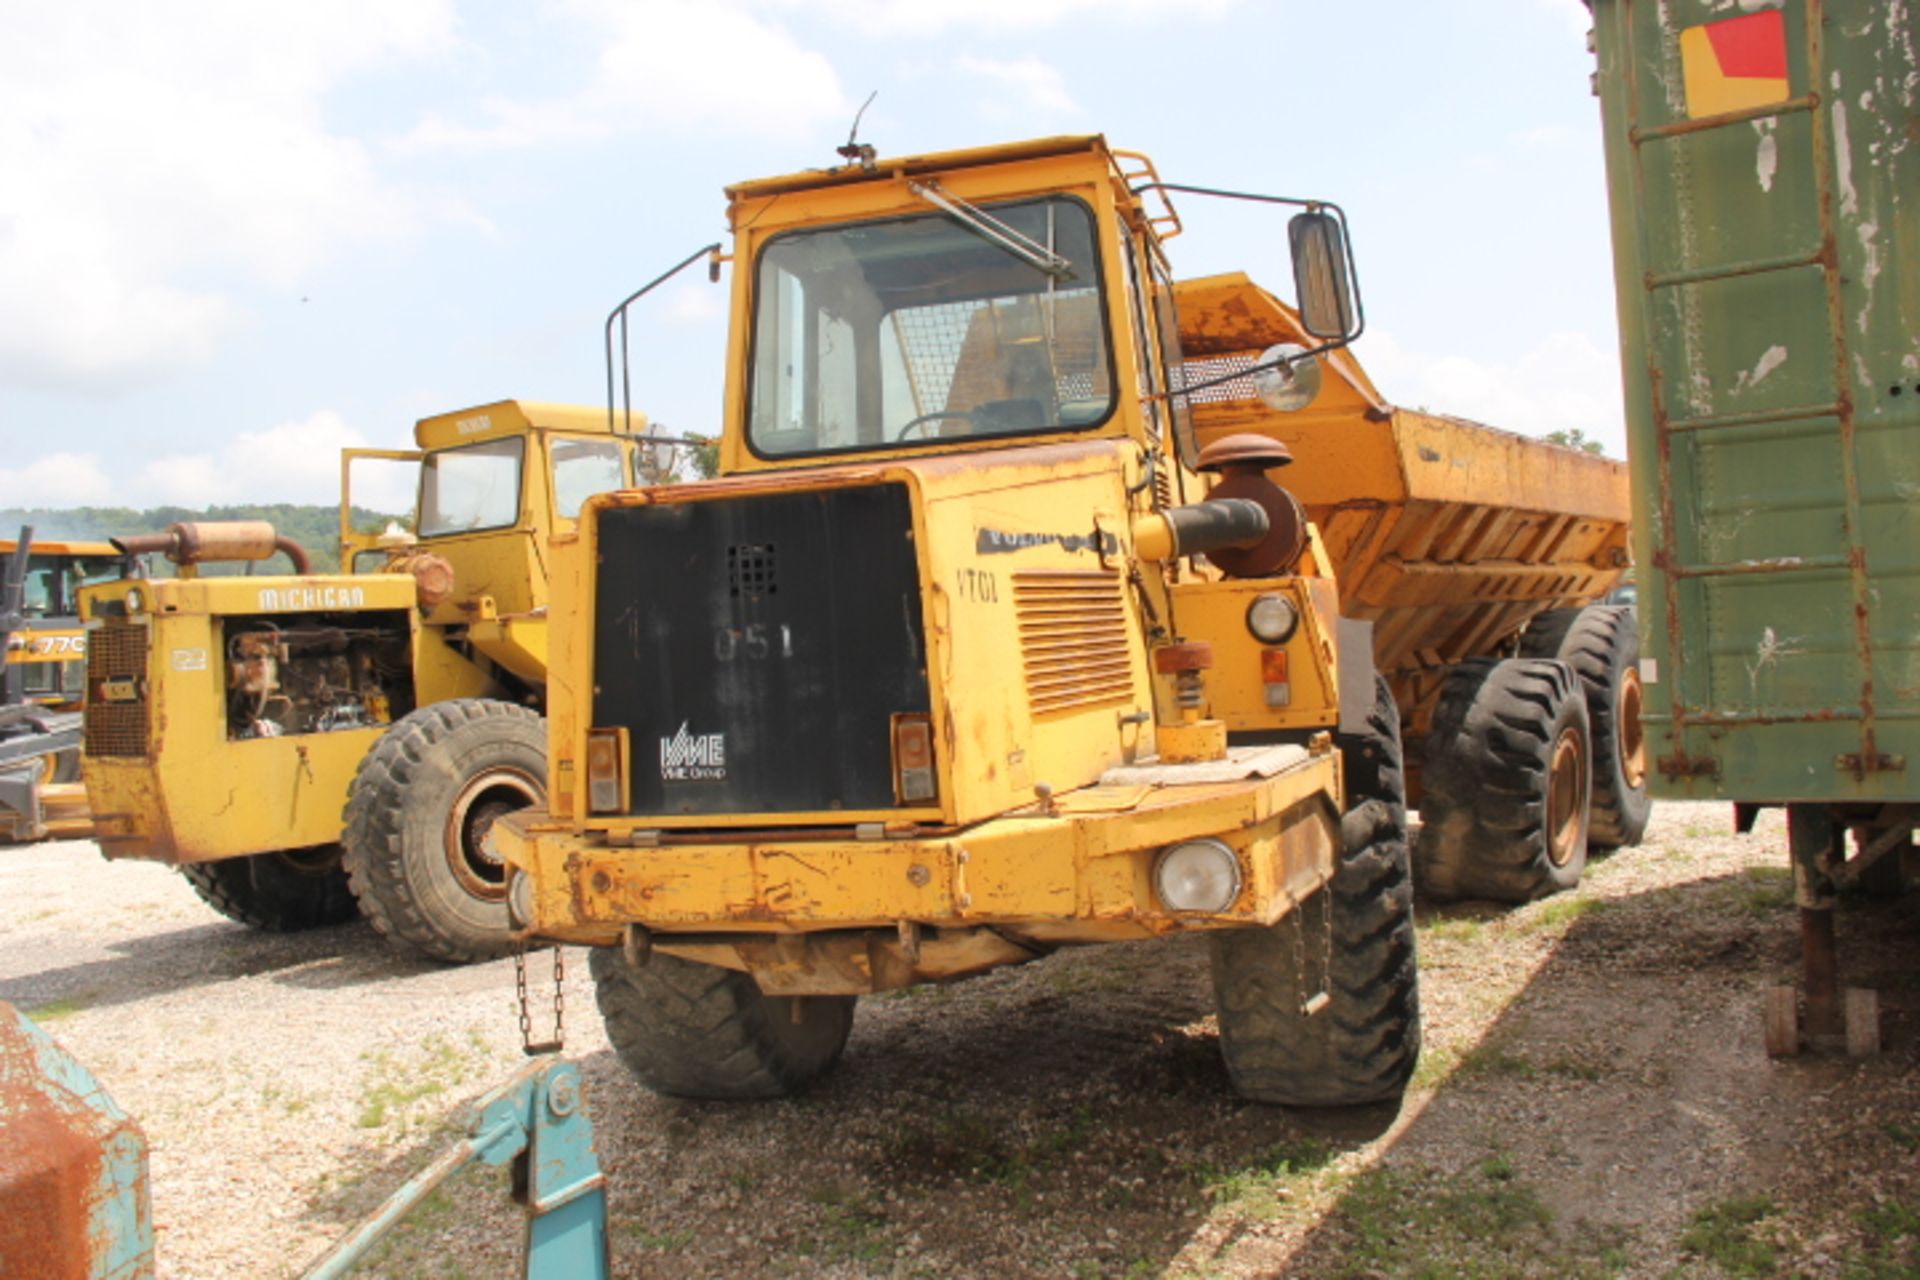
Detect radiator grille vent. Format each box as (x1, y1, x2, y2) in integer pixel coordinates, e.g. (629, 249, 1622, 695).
(728, 543, 778, 599)
(83, 622, 149, 758)
(1013, 571, 1134, 715)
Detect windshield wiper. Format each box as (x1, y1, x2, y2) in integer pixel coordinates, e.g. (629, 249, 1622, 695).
(907, 180, 1074, 280)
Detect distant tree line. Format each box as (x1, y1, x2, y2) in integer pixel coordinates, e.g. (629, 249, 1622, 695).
(0, 504, 405, 576)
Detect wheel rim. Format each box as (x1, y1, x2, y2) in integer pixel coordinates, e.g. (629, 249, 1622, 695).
(443, 767, 542, 901)
(1546, 727, 1589, 868)
(1617, 667, 1648, 790)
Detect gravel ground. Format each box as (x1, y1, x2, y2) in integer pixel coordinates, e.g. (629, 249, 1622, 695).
(2, 801, 1915, 1278)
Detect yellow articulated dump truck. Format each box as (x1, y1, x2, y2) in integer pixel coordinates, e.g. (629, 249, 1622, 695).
(494, 136, 1425, 1107)
(495, 135, 1634, 1104)
(1169, 277, 1642, 899)
(81, 401, 642, 961)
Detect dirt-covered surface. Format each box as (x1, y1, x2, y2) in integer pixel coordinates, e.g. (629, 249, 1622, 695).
(2, 801, 1915, 1278)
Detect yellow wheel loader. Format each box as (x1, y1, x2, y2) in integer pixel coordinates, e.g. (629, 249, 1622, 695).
(80, 401, 646, 961)
(0, 532, 125, 842)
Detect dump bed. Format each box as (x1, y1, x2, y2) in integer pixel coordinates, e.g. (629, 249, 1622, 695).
(1175, 274, 1631, 736)
(1589, 0, 1920, 803)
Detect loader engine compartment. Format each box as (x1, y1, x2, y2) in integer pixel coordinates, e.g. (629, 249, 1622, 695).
(222, 610, 415, 740)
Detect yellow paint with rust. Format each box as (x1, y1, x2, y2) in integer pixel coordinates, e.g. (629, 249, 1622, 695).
(342, 399, 639, 629)
(514, 136, 1360, 993)
(496, 744, 1339, 977)
(1171, 575, 1341, 734)
(1172, 272, 1632, 740)
(79, 574, 420, 863)
(85, 400, 628, 865)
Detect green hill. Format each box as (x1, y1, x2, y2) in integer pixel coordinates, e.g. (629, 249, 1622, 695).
(0, 504, 406, 576)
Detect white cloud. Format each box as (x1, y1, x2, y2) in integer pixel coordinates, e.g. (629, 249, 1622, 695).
(955, 57, 1080, 119)
(1356, 329, 1628, 456)
(1512, 125, 1568, 146)
(137, 411, 415, 510)
(0, 0, 458, 390)
(0, 453, 115, 507)
(396, 0, 847, 153)
(779, 0, 1238, 33)
(665, 284, 728, 324)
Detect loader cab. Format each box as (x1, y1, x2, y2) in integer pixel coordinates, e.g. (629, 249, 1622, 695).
(1, 539, 123, 709)
(340, 400, 639, 625)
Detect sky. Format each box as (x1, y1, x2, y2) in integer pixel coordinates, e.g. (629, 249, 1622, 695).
(0, 0, 1623, 514)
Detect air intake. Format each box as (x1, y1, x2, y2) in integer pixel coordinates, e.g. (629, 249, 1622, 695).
(1013, 570, 1133, 715)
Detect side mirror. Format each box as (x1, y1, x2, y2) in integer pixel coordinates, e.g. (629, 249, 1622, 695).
(1289, 211, 1358, 341)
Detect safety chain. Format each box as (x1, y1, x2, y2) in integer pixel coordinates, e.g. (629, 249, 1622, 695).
(1289, 900, 1308, 1014)
(514, 945, 566, 1057)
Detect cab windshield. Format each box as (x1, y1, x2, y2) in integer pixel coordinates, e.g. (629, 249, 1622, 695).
(748, 196, 1114, 458)
(418, 437, 524, 537)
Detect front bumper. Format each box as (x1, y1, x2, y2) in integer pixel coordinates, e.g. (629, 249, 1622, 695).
(496, 743, 1342, 990)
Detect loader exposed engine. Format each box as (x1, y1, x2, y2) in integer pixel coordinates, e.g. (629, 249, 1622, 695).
(221, 615, 413, 740)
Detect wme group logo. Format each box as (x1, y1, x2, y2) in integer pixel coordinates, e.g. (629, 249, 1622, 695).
(660, 722, 726, 781)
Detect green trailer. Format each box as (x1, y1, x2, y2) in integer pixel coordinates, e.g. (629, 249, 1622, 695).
(1588, 0, 1918, 1053)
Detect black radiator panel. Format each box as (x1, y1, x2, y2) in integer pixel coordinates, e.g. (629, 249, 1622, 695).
(593, 483, 929, 816)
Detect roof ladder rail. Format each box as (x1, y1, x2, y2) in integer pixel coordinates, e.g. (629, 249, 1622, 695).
(1630, 93, 1816, 144)
(1668, 554, 1850, 581)
(1618, 0, 1877, 769)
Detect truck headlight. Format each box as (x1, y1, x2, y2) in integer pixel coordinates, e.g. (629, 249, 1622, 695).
(507, 868, 534, 929)
(1245, 593, 1299, 644)
(1153, 839, 1243, 913)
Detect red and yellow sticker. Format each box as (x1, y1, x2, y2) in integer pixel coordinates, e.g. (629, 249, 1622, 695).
(1680, 9, 1791, 118)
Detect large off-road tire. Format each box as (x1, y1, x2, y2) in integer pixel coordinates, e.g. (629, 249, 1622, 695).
(1416, 658, 1592, 903)
(341, 699, 544, 964)
(590, 947, 857, 1100)
(179, 846, 360, 932)
(1522, 605, 1651, 849)
(1211, 676, 1421, 1107)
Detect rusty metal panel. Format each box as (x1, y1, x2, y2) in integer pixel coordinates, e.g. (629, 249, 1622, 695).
(0, 1002, 153, 1280)
(1590, 0, 1920, 801)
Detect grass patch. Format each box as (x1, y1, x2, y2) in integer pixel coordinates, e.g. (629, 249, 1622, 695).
(1679, 1195, 1777, 1276)
(800, 1185, 889, 1263)
(356, 1034, 487, 1130)
(1883, 1121, 1920, 1152)
(1456, 1043, 1538, 1080)
(1518, 895, 1607, 934)
(1727, 867, 1795, 918)
(1317, 1153, 1598, 1278)
(1542, 1053, 1607, 1082)
(1042, 961, 1131, 996)
(25, 994, 92, 1023)
(888, 1110, 1029, 1188)
(1420, 916, 1486, 945)
(358, 1163, 500, 1279)
(1410, 1044, 1462, 1089)
(1199, 1138, 1334, 1214)
(1846, 1200, 1920, 1279)
(622, 1223, 693, 1251)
